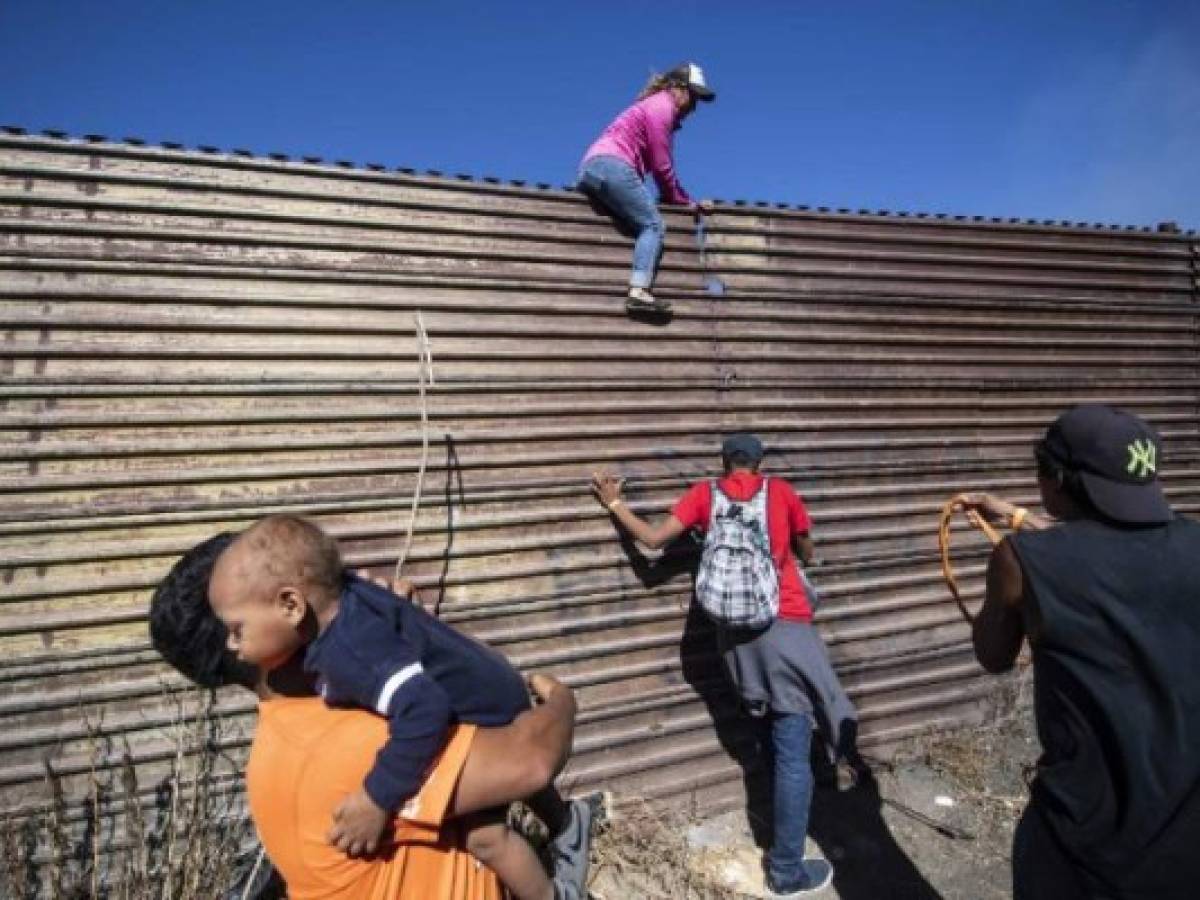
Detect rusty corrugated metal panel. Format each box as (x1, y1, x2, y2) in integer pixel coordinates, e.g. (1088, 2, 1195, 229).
(2, 132, 1198, 847)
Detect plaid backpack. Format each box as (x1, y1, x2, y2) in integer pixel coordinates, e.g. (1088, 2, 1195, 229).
(694, 479, 780, 629)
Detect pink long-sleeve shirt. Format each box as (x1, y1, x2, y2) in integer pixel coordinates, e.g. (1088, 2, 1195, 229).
(582, 90, 693, 206)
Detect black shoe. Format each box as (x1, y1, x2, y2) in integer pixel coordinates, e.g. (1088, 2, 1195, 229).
(625, 287, 671, 313)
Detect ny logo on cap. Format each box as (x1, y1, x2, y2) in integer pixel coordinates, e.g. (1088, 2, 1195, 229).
(1126, 439, 1157, 478)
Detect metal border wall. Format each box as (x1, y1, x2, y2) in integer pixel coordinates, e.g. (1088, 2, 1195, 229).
(2, 130, 1197, 835)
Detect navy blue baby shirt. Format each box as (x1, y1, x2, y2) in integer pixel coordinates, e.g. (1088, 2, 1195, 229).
(303, 574, 530, 811)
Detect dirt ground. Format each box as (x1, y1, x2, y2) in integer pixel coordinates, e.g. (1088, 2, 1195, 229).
(588, 680, 1039, 900)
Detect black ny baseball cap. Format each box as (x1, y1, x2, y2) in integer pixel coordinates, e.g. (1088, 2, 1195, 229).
(1038, 404, 1172, 524)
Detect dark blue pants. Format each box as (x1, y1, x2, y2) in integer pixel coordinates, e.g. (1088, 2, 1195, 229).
(765, 712, 816, 887)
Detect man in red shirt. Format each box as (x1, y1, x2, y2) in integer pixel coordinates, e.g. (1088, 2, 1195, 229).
(591, 433, 855, 897)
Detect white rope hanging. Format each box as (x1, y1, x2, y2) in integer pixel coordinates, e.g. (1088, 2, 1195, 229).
(394, 312, 434, 582)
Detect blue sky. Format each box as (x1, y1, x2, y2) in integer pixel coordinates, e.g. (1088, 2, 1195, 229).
(2, 0, 1197, 228)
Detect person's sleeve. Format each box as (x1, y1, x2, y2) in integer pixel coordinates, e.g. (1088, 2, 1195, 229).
(364, 670, 454, 813)
(319, 622, 454, 814)
(672, 482, 710, 530)
(645, 98, 693, 206)
(782, 481, 813, 534)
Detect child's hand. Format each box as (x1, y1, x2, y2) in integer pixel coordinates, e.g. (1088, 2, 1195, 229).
(329, 789, 389, 858)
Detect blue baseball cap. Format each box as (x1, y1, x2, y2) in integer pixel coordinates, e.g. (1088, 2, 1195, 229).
(721, 433, 764, 463)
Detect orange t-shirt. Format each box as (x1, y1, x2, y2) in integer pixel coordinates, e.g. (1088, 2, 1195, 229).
(246, 696, 506, 900)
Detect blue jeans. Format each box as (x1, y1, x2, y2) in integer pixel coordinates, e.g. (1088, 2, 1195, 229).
(765, 712, 816, 888)
(577, 155, 664, 289)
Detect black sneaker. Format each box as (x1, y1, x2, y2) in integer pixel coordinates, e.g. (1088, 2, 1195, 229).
(765, 858, 834, 897)
(625, 287, 671, 313)
(550, 792, 607, 898)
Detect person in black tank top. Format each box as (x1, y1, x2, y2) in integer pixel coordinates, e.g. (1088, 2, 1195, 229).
(960, 405, 1200, 900)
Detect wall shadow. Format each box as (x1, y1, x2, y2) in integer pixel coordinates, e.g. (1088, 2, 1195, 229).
(433, 434, 465, 617)
(807, 762, 943, 900)
(615, 533, 773, 849)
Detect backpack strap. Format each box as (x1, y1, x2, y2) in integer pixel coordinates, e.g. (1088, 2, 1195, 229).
(750, 477, 772, 548)
(707, 479, 727, 531)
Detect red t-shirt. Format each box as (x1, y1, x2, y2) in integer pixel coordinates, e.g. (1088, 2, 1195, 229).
(672, 472, 815, 622)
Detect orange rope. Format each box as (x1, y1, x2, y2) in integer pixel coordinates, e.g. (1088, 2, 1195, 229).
(938, 494, 1003, 624)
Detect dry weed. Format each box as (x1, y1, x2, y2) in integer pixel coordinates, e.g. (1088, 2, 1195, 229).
(588, 799, 742, 900)
(918, 666, 1037, 850)
(0, 688, 271, 900)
